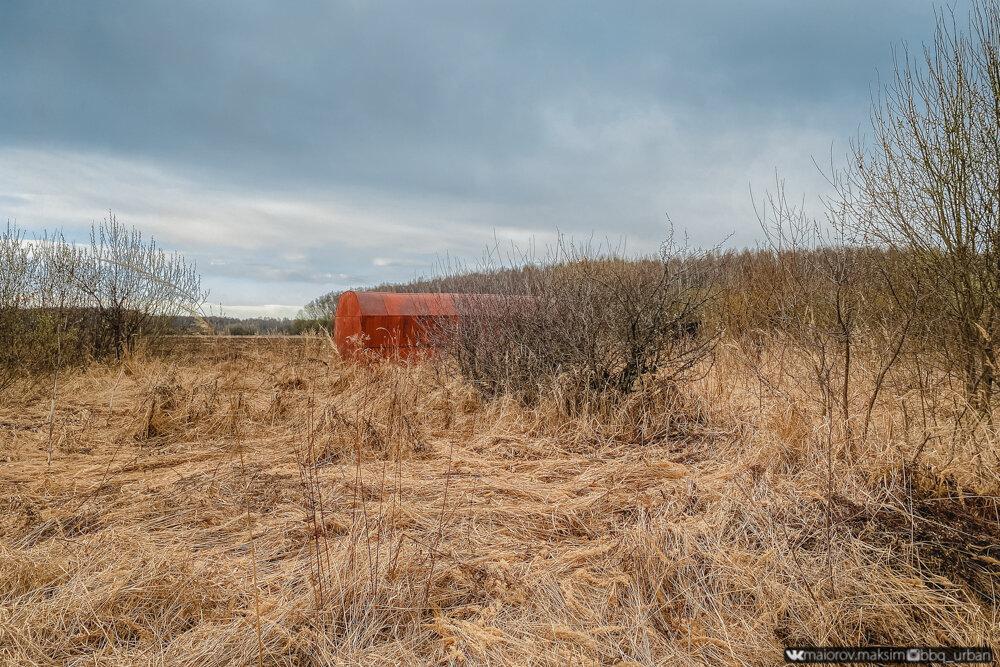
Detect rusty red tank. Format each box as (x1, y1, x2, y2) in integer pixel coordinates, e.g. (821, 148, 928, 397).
(333, 291, 460, 359)
(334, 290, 534, 360)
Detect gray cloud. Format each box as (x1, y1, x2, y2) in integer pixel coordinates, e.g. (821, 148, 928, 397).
(0, 0, 955, 314)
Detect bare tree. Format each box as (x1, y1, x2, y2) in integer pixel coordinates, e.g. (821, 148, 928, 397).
(0, 222, 38, 390)
(75, 214, 207, 359)
(0, 216, 208, 391)
(841, 0, 1000, 410)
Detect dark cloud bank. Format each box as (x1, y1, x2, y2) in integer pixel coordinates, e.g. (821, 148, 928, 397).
(0, 1, 951, 314)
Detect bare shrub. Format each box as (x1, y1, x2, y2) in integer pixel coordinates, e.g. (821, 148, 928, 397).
(0, 222, 40, 390)
(838, 0, 1000, 411)
(437, 234, 718, 407)
(0, 215, 207, 391)
(76, 214, 207, 359)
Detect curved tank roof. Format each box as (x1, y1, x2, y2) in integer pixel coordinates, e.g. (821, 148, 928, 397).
(336, 291, 460, 318)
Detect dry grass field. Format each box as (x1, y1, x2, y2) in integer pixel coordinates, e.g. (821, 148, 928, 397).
(1, 336, 997, 665)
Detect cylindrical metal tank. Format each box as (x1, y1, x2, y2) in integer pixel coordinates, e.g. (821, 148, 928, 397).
(333, 291, 460, 359)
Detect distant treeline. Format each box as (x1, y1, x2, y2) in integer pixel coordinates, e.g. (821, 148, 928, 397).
(170, 315, 327, 336)
(304, 244, 932, 337)
(306, 233, 996, 409)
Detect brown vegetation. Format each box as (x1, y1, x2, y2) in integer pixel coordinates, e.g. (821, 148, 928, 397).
(2, 3, 998, 664)
(434, 236, 718, 403)
(0, 336, 996, 665)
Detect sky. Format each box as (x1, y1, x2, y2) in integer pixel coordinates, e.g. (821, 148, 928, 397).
(0, 0, 955, 317)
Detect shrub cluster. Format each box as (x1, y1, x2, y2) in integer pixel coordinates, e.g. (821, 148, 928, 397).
(430, 238, 717, 407)
(0, 215, 206, 390)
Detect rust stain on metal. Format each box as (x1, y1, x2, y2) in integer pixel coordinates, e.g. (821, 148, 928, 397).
(334, 291, 533, 360)
(333, 291, 460, 359)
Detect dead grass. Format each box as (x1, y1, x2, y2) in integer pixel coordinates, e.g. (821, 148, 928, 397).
(0, 336, 996, 665)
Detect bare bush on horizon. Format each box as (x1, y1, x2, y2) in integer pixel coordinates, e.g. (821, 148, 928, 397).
(0, 215, 208, 390)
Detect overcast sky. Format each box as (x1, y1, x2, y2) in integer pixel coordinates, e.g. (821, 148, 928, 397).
(1, 1, 954, 317)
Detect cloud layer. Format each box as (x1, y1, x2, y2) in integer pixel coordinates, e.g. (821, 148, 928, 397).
(0, 1, 951, 315)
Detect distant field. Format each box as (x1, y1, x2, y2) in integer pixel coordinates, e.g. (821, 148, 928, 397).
(1, 337, 996, 665)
